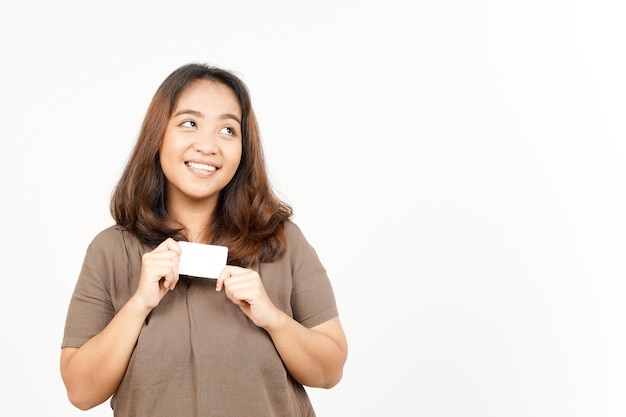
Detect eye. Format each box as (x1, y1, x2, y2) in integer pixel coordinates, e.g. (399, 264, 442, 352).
(180, 120, 197, 128)
(219, 126, 236, 135)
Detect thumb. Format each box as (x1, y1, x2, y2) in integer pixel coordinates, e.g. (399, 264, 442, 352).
(155, 237, 181, 255)
(215, 267, 231, 291)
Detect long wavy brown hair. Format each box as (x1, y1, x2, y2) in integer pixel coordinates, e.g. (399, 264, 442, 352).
(111, 63, 293, 266)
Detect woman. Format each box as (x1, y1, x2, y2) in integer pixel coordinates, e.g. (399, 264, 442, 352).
(60, 63, 348, 416)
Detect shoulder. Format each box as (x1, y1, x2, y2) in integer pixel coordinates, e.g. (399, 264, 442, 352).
(80, 225, 151, 287)
(89, 224, 132, 246)
(283, 220, 311, 249)
(283, 220, 303, 239)
(282, 220, 324, 264)
(91, 224, 127, 241)
(86, 225, 150, 257)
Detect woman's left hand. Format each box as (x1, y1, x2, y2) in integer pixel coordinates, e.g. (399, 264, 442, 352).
(216, 266, 281, 328)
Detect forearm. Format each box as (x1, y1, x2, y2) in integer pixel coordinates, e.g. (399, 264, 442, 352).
(265, 315, 348, 388)
(215, 266, 348, 388)
(61, 297, 151, 410)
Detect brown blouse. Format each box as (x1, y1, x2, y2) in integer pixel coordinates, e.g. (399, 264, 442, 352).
(62, 221, 338, 417)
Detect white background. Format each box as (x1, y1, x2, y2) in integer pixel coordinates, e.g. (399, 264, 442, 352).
(1, 1, 625, 416)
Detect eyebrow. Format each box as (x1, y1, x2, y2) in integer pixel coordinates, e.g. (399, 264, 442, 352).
(173, 109, 241, 124)
(173, 109, 203, 118)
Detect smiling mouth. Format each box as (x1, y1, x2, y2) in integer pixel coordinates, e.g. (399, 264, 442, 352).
(186, 161, 217, 172)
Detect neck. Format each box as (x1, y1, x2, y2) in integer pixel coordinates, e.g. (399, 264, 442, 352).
(168, 199, 216, 243)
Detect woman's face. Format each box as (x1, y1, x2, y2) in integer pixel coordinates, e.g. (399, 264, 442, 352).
(160, 79, 243, 212)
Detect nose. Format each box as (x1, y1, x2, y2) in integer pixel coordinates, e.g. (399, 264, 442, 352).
(192, 132, 219, 154)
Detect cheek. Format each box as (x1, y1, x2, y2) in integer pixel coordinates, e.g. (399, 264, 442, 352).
(227, 144, 243, 168)
(159, 136, 172, 161)
(158, 143, 171, 168)
(160, 135, 186, 161)
(222, 147, 243, 182)
(158, 138, 181, 177)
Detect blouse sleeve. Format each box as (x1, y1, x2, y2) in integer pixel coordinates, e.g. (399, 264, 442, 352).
(286, 222, 339, 328)
(61, 227, 127, 348)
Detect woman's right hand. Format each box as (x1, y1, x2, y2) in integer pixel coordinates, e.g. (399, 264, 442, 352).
(132, 238, 182, 310)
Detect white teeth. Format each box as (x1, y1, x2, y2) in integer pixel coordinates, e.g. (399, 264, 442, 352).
(187, 161, 217, 172)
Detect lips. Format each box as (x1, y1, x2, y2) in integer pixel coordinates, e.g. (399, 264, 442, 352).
(185, 161, 217, 172)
